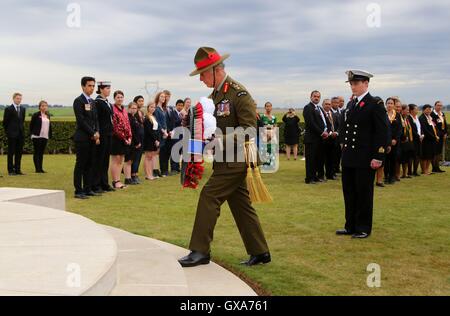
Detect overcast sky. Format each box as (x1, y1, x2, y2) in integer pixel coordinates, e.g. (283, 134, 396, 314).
(1, 0, 449, 108)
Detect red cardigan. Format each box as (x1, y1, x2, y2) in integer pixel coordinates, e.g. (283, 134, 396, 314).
(112, 104, 132, 142)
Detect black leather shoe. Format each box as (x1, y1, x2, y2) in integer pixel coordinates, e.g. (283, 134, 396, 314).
(178, 251, 211, 268)
(85, 191, 101, 197)
(305, 180, 317, 184)
(352, 232, 370, 239)
(376, 182, 385, 187)
(103, 186, 116, 192)
(9, 172, 17, 176)
(15, 171, 25, 175)
(75, 193, 89, 199)
(93, 188, 105, 194)
(336, 229, 354, 235)
(241, 252, 271, 266)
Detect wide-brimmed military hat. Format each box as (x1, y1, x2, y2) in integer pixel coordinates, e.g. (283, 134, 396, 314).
(189, 47, 230, 76)
(345, 70, 373, 83)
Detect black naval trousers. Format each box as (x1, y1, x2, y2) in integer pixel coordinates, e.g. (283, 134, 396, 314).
(189, 168, 270, 256)
(341, 167, 376, 234)
(92, 135, 112, 190)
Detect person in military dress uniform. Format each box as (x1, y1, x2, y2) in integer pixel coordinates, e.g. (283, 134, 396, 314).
(336, 70, 388, 239)
(92, 81, 116, 193)
(178, 47, 271, 267)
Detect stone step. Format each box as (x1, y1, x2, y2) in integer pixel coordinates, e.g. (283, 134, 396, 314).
(103, 226, 257, 296)
(0, 201, 117, 296)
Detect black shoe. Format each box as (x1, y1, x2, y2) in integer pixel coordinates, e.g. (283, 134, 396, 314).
(336, 229, 354, 235)
(315, 178, 326, 183)
(241, 252, 271, 266)
(124, 178, 135, 185)
(9, 172, 17, 176)
(178, 251, 211, 268)
(413, 173, 420, 177)
(85, 191, 102, 197)
(352, 232, 370, 239)
(131, 176, 141, 184)
(103, 186, 116, 192)
(15, 171, 25, 176)
(305, 180, 317, 184)
(75, 193, 89, 199)
(93, 188, 105, 194)
(376, 182, 385, 187)
(435, 169, 445, 173)
(326, 176, 337, 180)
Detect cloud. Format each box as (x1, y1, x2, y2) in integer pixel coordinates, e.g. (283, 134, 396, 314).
(0, 0, 449, 107)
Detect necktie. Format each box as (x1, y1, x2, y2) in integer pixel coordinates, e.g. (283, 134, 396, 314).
(328, 112, 335, 131)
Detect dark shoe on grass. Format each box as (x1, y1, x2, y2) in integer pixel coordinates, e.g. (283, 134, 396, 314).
(241, 252, 271, 266)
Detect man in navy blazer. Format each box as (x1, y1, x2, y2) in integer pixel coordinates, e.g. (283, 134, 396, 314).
(302, 90, 328, 184)
(3, 92, 26, 175)
(72, 76, 100, 199)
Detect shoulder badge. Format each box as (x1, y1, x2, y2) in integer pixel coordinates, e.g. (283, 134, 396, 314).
(232, 83, 242, 90)
(237, 91, 248, 98)
(223, 82, 230, 94)
(378, 147, 385, 154)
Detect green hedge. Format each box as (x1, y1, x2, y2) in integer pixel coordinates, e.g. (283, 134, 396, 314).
(0, 121, 77, 154)
(0, 121, 449, 158)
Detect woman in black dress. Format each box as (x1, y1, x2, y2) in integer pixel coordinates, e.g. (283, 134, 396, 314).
(143, 102, 161, 180)
(385, 97, 402, 184)
(124, 102, 142, 185)
(419, 104, 439, 175)
(282, 108, 301, 160)
(399, 105, 415, 178)
(407, 104, 423, 176)
(131, 95, 146, 183)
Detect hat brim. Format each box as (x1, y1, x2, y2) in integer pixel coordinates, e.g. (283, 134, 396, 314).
(189, 54, 230, 76)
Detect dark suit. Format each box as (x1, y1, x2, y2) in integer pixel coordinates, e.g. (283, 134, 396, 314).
(431, 111, 448, 170)
(168, 107, 183, 172)
(303, 102, 326, 182)
(92, 96, 113, 190)
(73, 94, 99, 194)
(2, 104, 26, 173)
(332, 109, 343, 173)
(385, 113, 402, 181)
(339, 93, 388, 235)
(319, 109, 339, 179)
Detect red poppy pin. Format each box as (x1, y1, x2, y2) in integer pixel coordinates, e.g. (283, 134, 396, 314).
(359, 102, 365, 108)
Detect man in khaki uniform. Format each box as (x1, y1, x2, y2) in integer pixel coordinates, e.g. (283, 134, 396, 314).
(178, 47, 271, 268)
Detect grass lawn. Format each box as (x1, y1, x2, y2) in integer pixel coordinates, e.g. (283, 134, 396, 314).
(1, 154, 449, 296)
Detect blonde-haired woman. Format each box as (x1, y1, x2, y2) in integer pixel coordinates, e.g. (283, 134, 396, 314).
(143, 102, 161, 180)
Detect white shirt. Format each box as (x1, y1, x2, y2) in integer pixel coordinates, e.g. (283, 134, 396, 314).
(13, 103, 21, 112)
(315, 104, 327, 132)
(410, 115, 422, 136)
(356, 90, 369, 103)
(83, 93, 92, 103)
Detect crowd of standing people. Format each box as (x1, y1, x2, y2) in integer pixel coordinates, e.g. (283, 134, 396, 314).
(302, 91, 448, 186)
(71, 77, 191, 199)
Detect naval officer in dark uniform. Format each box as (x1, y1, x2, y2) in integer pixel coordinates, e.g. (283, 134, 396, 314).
(336, 70, 388, 239)
(92, 81, 115, 193)
(178, 47, 270, 268)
